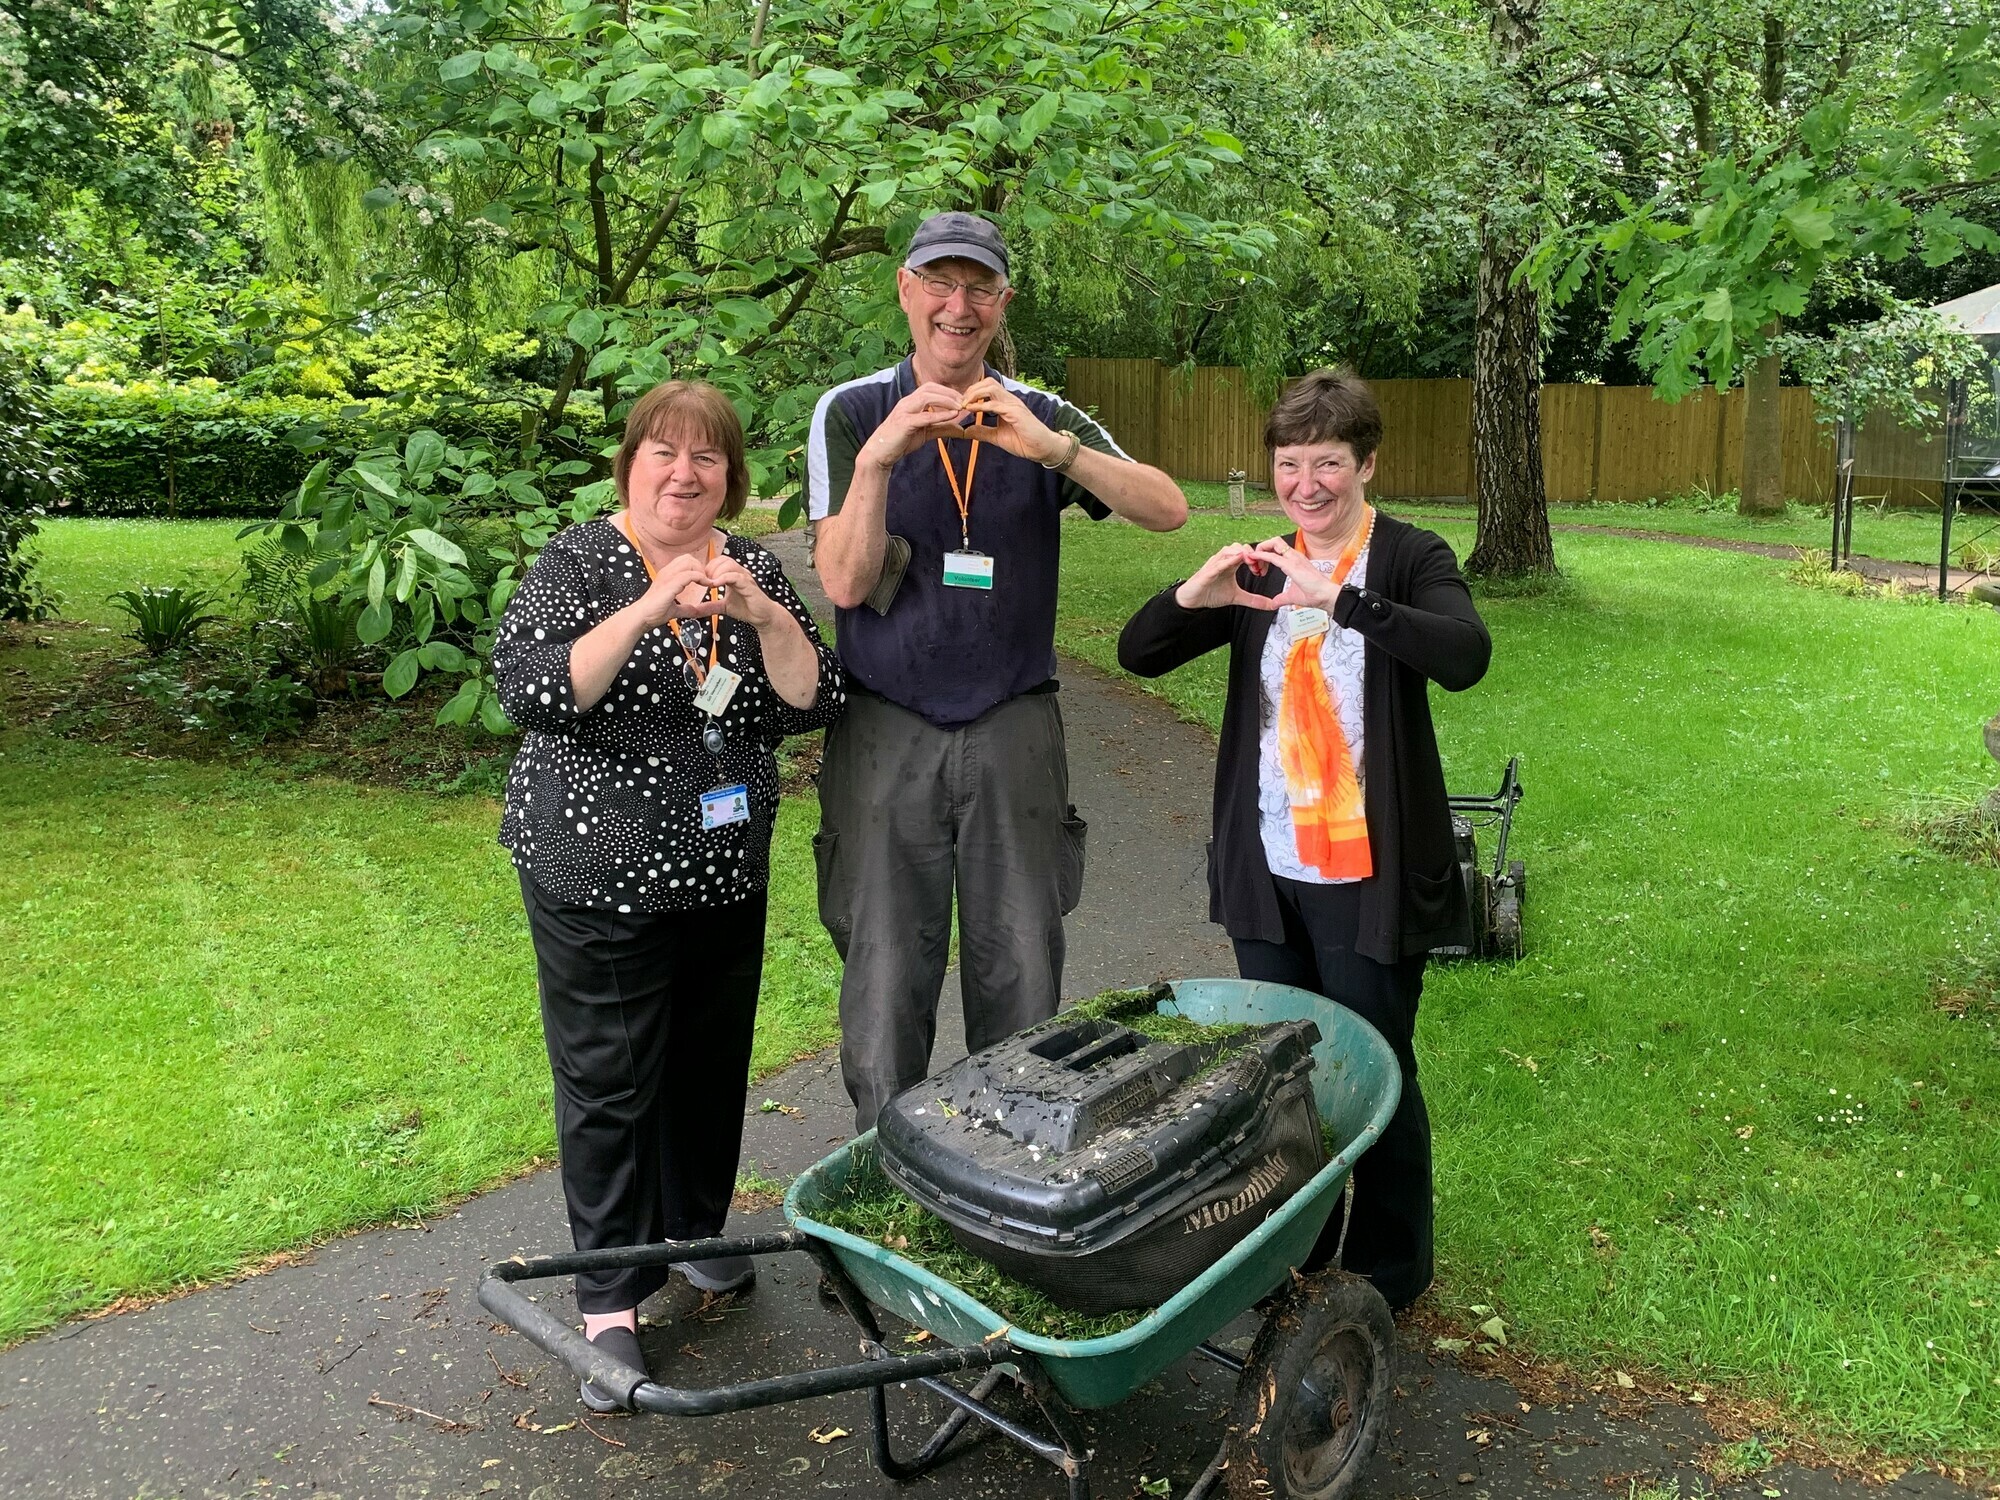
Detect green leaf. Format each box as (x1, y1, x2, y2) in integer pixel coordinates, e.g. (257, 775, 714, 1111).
(479, 691, 515, 734)
(366, 555, 387, 607)
(420, 640, 469, 672)
(357, 599, 395, 645)
(859, 178, 898, 210)
(605, 72, 652, 108)
(351, 462, 401, 499)
(298, 457, 334, 510)
(1781, 203, 1837, 250)
(384, 649, 421, 699)
(407, 528, 469, 566)
(440, 51, 486, 80)
(1698, 288, 1734, 324)
(567, 308, 605, 348)
(405, 430, 446, 478)
(436, 677, 482, 727)
(777, 493, 804, 530)
(1014, 90, 1061, 151)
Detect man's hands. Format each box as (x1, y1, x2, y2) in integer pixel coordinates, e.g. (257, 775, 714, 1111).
(857, 382, 986, 472)
(957, 378, 1069, 466)
(1174, 543, 1277, 612)
(855, 378, 1072, 472)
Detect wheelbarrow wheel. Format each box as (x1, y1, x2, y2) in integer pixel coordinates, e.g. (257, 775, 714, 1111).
(1221, 1270, 1393, 1500)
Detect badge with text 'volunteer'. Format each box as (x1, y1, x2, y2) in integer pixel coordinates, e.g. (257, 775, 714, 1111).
(700, 782, 750, 830)
(937, 414, 997, 590)
(942, 550, 995, 590)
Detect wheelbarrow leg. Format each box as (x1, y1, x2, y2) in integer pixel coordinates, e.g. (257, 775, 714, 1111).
(805, 1239, 1091, 1495)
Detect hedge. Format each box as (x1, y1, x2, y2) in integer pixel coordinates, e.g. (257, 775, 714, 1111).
(43, 384, 607, 519)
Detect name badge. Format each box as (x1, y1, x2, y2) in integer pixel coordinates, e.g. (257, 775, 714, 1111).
(942, 550, 995, 590)
(700, 783, 750, 830)
(1289, 607, 1330, 639)
(692, 663, 742, 715)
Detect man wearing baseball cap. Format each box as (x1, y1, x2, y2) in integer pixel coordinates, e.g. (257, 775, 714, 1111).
(808, 209, 1187, 1131)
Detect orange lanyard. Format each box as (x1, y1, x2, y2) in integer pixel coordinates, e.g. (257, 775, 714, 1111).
(622, 517, 720, 683)
(936, 413, 987, 550)
(1297, 506, 1374, 589)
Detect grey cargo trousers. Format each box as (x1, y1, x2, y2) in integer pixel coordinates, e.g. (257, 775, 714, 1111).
(814, 687, 1087, 1132)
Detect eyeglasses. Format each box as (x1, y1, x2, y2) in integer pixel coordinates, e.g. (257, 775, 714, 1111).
(912, 271, 1005, 307)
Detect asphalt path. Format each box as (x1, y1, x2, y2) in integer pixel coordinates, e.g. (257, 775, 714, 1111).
(0, 525, 1976, 1500)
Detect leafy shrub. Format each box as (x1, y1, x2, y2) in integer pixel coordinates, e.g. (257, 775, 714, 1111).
(43, 384, 593, 519)
(0, 355, 62, 620)
(247, 427, 608, 732)
(121, 640, 315, 742)
(107, 585, 228, 656)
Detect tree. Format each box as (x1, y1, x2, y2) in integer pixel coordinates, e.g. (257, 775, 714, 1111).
(1466, 0, 1557, 577)
(1537, 5, 2000, 495)
(243, 0, 1267, 723)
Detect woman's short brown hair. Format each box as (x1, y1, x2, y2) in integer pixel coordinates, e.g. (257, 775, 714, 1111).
(613, 381, 751, 520)
(1264, 367, 1383, 461)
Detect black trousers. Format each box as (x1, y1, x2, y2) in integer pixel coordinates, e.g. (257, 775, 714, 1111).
(520, 873, 766, 1314)
(1232, 875, 1433, 1311)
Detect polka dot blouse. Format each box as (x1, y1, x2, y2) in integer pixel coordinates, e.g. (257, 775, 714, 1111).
(494, 520, 845, 913)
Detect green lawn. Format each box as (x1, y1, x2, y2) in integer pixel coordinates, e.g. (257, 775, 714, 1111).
(1057, 514, 2000, 1457)
(0, 519, 839, 1345)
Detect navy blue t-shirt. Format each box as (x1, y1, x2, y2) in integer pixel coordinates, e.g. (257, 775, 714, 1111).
(806, 360, 1128, 729)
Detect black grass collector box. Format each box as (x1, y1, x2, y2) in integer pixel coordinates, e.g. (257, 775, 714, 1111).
(875, 987, 1326, 1316)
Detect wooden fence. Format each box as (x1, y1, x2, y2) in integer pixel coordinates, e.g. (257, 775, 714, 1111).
(1063, 358, 1941, 506)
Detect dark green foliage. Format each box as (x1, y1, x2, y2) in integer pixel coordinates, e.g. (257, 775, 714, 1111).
(106, 586, 228, 656)
(120, 642, 314, 742)
(0, 357, 62, 621)
(43, 388, 580, 519)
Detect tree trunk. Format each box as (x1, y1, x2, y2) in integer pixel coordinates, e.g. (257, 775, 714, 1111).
(1739, 320, 1785, 515)
(1465, 219, 1555, 576)
(1465, 0, 1555, 578)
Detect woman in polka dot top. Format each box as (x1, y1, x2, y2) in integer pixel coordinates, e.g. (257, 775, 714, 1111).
(492, 380, 844, 1410)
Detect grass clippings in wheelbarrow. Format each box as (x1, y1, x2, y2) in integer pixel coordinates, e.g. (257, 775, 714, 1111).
(812, 987, 1275, 1343)
(813, 1161, 1150, 1341)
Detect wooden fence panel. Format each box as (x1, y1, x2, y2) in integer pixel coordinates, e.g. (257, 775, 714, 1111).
(1062, 358, 1161, 468)
(1370, 380, 1473, 498)
(1538, 384, 1600, 502)
(1061, 360, 1922, 505)
(1157, 365, 1267, 481)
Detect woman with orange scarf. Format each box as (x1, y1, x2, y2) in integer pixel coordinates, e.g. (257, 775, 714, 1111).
(1117, 369, 1490, 1312)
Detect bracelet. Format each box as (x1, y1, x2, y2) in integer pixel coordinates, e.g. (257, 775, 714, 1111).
(1041, 429, 1081, 472)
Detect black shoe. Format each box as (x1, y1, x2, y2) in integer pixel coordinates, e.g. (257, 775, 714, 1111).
(579, 1324, 645, 1413)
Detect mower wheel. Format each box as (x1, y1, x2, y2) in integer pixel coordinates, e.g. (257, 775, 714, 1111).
(1491, 880, 1524, 960)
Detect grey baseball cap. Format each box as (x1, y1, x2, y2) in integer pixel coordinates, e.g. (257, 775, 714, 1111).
(905, 211, 1010, 280)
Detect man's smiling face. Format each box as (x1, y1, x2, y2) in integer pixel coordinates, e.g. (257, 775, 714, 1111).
(898, 257, 1013, 382)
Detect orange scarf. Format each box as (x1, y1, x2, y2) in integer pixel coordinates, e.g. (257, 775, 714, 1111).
(1276, 512, 1374, 879)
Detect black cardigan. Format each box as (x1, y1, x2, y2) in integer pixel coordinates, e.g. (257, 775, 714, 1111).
(1117, 513, 1492, 961)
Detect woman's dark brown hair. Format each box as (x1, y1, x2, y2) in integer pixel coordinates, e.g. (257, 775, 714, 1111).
(1264, 367, 1383, 461)
(613, 381, 751, 519)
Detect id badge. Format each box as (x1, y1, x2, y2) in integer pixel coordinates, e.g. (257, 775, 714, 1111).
(942, 550, 995, 590)
(700, 783, 750, 830)
(1289, 606, 1330, 639)
(692, 663, 742, 715)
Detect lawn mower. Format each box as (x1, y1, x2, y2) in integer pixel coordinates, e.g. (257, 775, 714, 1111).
(1433, 756, 1525, 961)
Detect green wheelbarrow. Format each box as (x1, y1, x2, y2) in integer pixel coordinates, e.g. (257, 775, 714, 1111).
(478, 979, 1404, 1500)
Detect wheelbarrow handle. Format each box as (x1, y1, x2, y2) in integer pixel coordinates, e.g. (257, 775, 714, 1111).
(478, 1230, 814, 1410)
(477, 1231, 1017, 1417)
